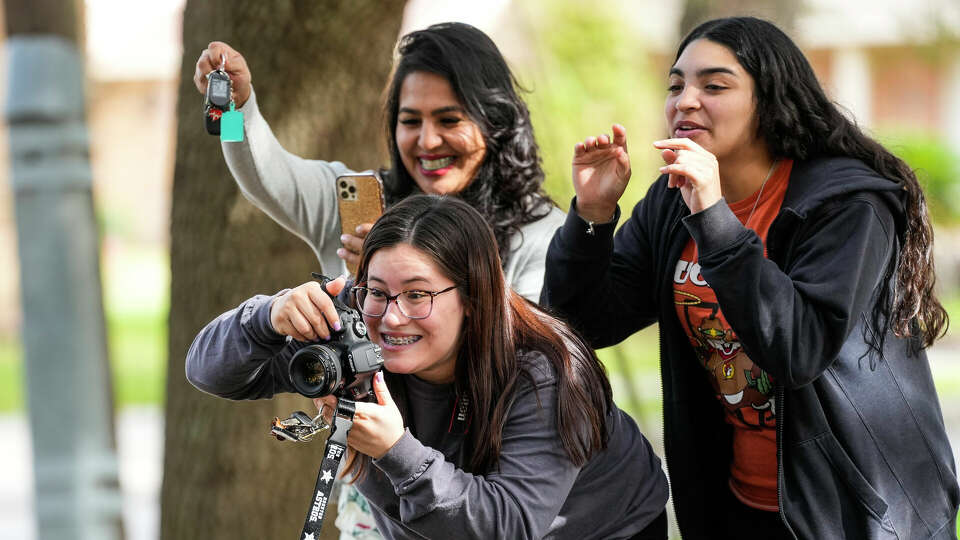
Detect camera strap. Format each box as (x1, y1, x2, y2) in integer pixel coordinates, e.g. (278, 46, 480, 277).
(298, 398, 356, 540)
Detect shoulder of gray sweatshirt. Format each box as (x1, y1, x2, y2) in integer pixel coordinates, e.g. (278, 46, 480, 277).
(185, 293, 669, 540)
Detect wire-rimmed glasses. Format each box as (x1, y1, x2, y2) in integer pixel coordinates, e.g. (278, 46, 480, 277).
(352, 285, 457, 319)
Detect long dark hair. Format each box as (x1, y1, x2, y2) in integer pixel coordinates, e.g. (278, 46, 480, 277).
(347, 195, 611, 478)
(677, 17, 948, 349)
(380, 22, 554, 262)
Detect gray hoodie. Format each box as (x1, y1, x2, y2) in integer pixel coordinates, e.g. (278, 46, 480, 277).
(185, 292, 669, 539)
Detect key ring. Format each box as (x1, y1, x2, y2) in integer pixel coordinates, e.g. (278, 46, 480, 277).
(205, 54, 227, 79)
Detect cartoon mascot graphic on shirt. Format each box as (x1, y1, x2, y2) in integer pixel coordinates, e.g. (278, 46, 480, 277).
(676, 291, 776, 423)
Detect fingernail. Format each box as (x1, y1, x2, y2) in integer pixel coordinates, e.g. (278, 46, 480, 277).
(340, 234, 349, 242)
(336, 248, 346, 258)
(355, 225, 364, 234)
(333, 321, 342, 331)
(376, 371, 384, 383)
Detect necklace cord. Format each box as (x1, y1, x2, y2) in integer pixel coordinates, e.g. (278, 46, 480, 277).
(745, 159, 779, 229)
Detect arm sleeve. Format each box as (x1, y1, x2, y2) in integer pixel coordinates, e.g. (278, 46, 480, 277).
(370, 365, 579, 540)
(540, 196, 660, 348)
(221, 86, 353, 275)
(684, 195, 896, 388)
(185, 292, 299, 400)
(504, 206, 566, 303)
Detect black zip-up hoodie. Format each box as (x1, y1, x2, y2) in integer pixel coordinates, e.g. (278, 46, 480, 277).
(541, 157, 959, 539)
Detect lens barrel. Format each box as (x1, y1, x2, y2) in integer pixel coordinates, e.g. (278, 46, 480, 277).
(289, 344, 343, 398)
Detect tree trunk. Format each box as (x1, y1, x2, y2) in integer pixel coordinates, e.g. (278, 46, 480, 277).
(161, 2, 404, 539)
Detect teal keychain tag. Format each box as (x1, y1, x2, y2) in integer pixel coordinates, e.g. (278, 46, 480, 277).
(220, 101, 244, 142)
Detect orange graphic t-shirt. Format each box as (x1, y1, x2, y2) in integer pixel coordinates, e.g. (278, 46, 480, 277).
(672, 160, 792, 511)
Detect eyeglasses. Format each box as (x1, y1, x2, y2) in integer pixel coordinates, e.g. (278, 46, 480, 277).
(352, 285, 457, 319)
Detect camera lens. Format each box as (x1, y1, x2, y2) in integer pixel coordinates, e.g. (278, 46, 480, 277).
(289, 344, 343, 398)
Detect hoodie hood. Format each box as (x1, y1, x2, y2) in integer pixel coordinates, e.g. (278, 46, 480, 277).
(781, 157, 907, 237)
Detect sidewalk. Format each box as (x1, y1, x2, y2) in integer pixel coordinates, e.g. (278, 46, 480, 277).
(0, 407, 163, 540)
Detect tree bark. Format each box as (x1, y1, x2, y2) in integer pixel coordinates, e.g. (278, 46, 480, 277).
(161, 2, 404, 539)
(4, 0, 81, 42)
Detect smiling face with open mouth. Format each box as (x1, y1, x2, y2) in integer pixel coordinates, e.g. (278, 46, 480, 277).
(395, 71, 487, 196)
(361, 243, 465, 384)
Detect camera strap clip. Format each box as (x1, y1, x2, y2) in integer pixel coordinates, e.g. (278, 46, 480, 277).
(271, 411, 328, 443)
(298, 398, 357, 539)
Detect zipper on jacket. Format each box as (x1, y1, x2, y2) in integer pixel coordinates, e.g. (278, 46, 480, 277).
(659, 211, 685, 537)
(776, 385, 798, 539)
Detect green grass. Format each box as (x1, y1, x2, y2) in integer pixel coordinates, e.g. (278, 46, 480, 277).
(0, 245, 169, 412)
(108, 310, 167, 408)
(0, 338, 24, 410)
(102, 244, 169, 409)
(0, 311, 167, 412)
(595, 325, 662, 430)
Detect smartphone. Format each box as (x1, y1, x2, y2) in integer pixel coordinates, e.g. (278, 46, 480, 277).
(336, 173, 385, 275)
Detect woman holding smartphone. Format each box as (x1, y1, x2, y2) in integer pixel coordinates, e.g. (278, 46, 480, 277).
(541, 16, 958, 540)
(192, 22, 564, 302)
(186, 195, 670, 540)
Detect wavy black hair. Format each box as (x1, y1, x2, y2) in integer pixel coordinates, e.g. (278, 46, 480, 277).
(677, 17, 948, 350)
(380, 22, 554, 262)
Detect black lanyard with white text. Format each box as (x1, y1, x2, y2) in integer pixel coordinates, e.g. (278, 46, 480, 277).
(298, 399, 356, 540)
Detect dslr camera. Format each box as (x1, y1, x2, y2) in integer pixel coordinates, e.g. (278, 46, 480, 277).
(288, 292, 384, 401)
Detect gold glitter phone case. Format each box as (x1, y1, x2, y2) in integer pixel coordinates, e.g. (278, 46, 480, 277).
(336, 173, 385, 275)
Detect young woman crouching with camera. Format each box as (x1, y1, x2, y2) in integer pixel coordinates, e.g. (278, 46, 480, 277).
(185, 195, 668, 539)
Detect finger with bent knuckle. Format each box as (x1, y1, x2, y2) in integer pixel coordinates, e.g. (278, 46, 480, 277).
(287, 310, 316, 340)
(292, 293, 325, 339)
(306, 286, 340, 332)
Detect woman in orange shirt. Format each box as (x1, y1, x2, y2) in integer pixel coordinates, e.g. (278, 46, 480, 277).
(542, 16, 958, 539)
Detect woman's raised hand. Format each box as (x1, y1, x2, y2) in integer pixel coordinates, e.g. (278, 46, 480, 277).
(572, 124, 631, 223)
(654, 138, 722, 214)
(269, 277, 346, 342)
(193, 41, 253, 107)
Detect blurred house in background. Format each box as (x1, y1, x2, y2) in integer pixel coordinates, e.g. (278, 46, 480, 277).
(798, 0, 960, 142)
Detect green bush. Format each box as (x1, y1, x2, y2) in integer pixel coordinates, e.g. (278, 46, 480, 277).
(513, 0, 666, 210)
(878, 131, 960, 225)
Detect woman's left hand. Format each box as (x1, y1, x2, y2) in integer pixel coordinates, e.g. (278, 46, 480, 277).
(654, 138, 722, 214)
(347, 372, 405, 459)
